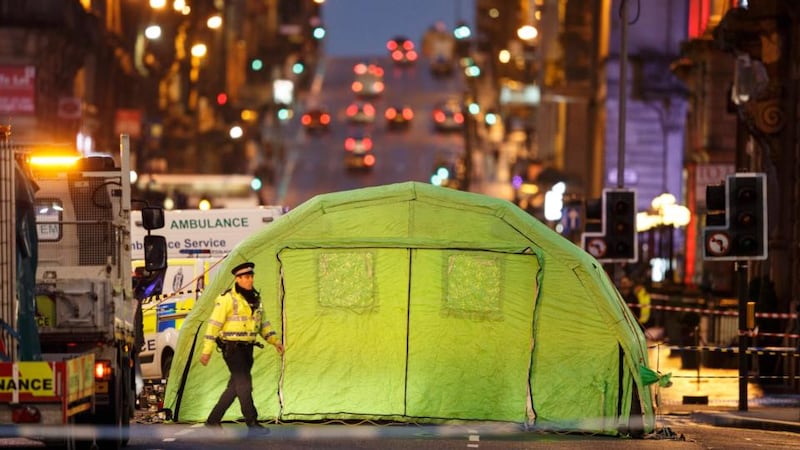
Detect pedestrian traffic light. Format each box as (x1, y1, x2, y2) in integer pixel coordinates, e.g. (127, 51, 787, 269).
(581, 189, 637, 262)
(703, 173, 767, 260)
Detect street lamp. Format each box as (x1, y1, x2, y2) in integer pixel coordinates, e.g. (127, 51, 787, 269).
(637, 193, 690, 283)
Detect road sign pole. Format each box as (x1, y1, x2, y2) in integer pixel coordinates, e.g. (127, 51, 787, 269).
(736, 260, 748, 412)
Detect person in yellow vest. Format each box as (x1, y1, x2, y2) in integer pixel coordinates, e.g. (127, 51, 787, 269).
(200, 262, 284, 429)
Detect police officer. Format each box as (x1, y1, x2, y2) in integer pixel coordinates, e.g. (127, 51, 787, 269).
(200, 262, 284, 428)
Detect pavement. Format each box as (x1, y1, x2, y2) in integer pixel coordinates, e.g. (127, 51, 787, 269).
(658, 397, 800, 433)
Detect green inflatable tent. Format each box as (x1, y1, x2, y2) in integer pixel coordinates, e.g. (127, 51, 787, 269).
(163, 181, 655, 435)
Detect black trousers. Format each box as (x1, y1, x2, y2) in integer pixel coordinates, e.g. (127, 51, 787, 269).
(206, 342, 258, 425)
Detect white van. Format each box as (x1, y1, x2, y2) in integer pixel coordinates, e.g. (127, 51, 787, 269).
(130, 207, 286, 382)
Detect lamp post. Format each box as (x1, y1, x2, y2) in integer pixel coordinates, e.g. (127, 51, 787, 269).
(637, 193, 690, 283)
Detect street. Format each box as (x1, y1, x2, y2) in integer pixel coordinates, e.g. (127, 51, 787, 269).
(2, 418, 798, 449)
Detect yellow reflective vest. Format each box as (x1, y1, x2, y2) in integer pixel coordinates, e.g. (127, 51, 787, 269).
(201, 288, 279, 356)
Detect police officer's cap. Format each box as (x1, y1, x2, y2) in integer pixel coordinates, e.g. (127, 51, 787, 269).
(232, 262, 255, 277)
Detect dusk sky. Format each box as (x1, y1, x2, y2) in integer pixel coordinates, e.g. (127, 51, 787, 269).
(321, 0, 476, 57)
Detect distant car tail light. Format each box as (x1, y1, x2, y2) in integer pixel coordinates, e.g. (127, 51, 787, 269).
(403, 40, 414, 50)
(407, 51, 418, 61)
(372, 66, 384, 77)
(352, 81, 363, 93)
(363, 154, 376, 167)
(321, 114, 330, 124)
(392, 51, 403, 61)
(385, 108, 397, 120)
(12, 405, 41, 424)
(403, 108, 414, 120)
(454, 113, 464, 124)
(354, 63, 367, 74)
(95, 360, 113, 381)
(301, 115, 311, 125)
(374, 81, 384, 92)
(345, 138, 355, 151)
(363, 138, 373, 150)
(346, 104, 358, 116)
(434, 110, 446, 122)
(364, 104, 375, 115)
(387, 41, 398, 51)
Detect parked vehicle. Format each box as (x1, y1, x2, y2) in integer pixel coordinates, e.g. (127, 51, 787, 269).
(0, 132, 166, 448)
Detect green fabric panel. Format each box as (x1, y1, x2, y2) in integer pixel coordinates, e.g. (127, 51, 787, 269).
(531, 262, 620, 432)
(406, 250, 538, 422)
(280, 248, 409, 417)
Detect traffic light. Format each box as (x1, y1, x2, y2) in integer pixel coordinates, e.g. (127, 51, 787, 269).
(703, 173, 767, 260)
(604, 190, 637, 260)
(312, 25, 326, 40)
(581, 189, 637, 262)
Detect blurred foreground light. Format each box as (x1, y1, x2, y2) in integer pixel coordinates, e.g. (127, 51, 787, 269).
(484, 112, 497, 125)
(130, 170, 138, 185)
(250, 177, 263, 191)
(163, 197, 175, 210)
(436, 167, 450, 179)
(229, 125, 244, 139)
(144, 25, 162, 40)
(198, 199, 211, 210)
(251, 58, 264, 71)
(468, 103, 480, 115)
(312, 26, 326, 40)
(173, 0, 186, 12)
(465, 65, 481, 77)
(149, 0, 166, 9)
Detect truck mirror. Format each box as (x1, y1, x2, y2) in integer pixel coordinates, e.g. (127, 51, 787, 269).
(142, 207, 165, 230)
(144, 235, 168, 272)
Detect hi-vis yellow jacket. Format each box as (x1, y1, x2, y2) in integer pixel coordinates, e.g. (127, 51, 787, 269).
(201, 288, 279, 356)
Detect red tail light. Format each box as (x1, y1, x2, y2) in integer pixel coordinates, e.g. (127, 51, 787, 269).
(354, 63, 367, 74)
(387, 41, 397, 51)
(346, 104, 358, 116)
(374, 81, 384, 92)
(434, 110, 446, 122)
(301, 115, 311, 125)
(363, 104, 375, 115)
(363, 154, 376, 167)
(345, 138, 355, 151)
(372, 66, 384, 77)
(402, 108, 414, 120)
(363, 138, 373, 151)
(454, 113, 464, 124)
(392, 51, 403, 61)
(407, 51, 418, 61)
(385, 108, 397, 120)
(352, 81, 363, 93)
(12, 405, 41, 423)
(320, 114, 330, 125)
